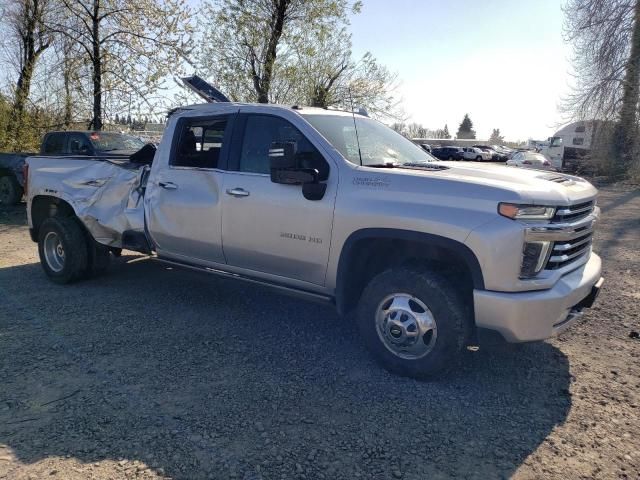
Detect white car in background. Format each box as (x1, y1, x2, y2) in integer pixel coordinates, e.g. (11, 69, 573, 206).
(507, 151, 556, 171)
(461, 147, 492, 161)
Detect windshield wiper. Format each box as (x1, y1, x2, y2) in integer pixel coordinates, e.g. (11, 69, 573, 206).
(364, 161, 448, 170)
(365, 162, 400, 168)
(402, 162, 447, 169)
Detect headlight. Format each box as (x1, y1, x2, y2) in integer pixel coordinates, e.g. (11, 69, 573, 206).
(498, 203, 555, 220)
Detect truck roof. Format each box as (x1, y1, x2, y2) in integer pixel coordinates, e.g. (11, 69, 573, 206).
(174, 102, 368, 118)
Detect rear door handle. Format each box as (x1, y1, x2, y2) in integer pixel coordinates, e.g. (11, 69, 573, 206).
(159, 181, 178, 190)
(226, 188, 250, 197)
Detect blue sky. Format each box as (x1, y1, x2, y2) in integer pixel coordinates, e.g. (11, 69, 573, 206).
(348, 0, 573, 141)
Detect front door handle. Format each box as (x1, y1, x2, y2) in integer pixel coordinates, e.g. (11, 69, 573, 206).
(226, 188, 250, 197)
(159, 181, 178, 190)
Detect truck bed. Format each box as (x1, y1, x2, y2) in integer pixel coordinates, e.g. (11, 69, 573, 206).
(26, 156, 149, 247)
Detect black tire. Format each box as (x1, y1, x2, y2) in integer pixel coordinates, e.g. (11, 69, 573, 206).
(84, 238, 111, 278)
(475, 156, 482, 161)
(0, 174, 23, 205)
(448, 156, 454, 160)
(357, 267, 469, 379)
(38, 217, 89, 284)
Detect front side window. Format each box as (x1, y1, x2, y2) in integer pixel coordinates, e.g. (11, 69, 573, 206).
(239, 115, 328, 179)
(302, 114, 436, 166)
(172, 116, 229, 168)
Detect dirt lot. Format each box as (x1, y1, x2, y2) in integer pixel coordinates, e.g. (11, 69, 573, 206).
(0, 185, 639, 480)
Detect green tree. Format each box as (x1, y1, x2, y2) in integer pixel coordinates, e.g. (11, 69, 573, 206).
(292, 25, 401, 119)
(2, 0, 53, 151)
(442, 124, 451, 139)
(489, 128, 504, 144)
(456, 114, 476, 139)
(198, 0, 363, 104)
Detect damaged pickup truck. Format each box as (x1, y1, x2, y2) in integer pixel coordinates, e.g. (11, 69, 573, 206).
(25, 91, 604, 378)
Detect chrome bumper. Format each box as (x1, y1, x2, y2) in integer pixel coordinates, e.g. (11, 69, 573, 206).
(473, 253, 603, 342)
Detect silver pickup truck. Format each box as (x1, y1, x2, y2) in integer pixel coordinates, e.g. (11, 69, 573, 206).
(25, 102, 604, 378)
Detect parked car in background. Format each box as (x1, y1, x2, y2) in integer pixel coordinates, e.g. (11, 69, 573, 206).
(41, 131, 146, 157)
(431, 146, 464, 160)
(473, 145, 508, 161)
(0, 153, 31, 205)
(419, 143, 432, 152)
(461, 147, 491, 161)
(507, 151, 555, 170)
(0, 131, 149, 205)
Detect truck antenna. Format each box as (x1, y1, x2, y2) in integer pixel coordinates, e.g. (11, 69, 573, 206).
(348, 88, 363, 166)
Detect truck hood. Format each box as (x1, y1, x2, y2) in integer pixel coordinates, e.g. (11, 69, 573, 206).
(368, 161, 598, 205)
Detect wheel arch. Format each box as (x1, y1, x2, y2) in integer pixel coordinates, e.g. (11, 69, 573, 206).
(29, 195, 77, 242)
(335, 228, 484, 316)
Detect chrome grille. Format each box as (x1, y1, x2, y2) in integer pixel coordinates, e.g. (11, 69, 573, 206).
(546, 230, 593, 270)
(552, 201, 594, 223)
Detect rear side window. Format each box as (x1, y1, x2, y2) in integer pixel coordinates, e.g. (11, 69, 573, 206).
(172, 116, 230, 168)
(42, 133, 65, 155)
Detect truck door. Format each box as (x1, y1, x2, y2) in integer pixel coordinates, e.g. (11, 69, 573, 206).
(221, 113, 337, 286)
(145, 112, 236, 264)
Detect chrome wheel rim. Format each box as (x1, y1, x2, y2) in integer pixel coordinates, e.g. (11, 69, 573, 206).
(375, 293, 437, 360)
(43, 231, 65, 272)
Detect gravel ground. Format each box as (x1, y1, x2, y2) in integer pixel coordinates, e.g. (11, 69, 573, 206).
(0, 185, 638, 480)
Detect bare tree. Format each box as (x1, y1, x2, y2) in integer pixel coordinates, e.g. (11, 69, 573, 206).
(564, 0, 640, 174)
(47, 0, 192, 130)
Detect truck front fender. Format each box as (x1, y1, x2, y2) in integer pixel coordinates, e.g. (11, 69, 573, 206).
(334, 228, 485, 316)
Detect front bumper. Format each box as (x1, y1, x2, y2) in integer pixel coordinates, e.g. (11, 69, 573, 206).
(473, 253, 603, 342)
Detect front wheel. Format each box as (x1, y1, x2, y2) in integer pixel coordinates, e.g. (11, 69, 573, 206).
(357, 267, 469, 379)
(475, 156, 482, 161)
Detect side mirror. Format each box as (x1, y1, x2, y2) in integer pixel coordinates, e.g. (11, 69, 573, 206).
(269, 140, 316, 185)
(268, 140, 327, 200)
(271, 167, 318, 185)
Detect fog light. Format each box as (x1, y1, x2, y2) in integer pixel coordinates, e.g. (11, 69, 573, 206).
(520, 241, 552, 278)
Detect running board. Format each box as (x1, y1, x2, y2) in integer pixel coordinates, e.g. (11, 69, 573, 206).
(154, 257, 334, 305)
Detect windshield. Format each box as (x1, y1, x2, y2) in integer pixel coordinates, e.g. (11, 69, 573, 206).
(302, 114, 437, 166)
(88, 132, 146, 151)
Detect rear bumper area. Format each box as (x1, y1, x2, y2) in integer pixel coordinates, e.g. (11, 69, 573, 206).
(474, 253, 603, 342)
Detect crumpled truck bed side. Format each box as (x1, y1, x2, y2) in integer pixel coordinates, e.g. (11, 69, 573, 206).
(27, 157, 148, 247)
